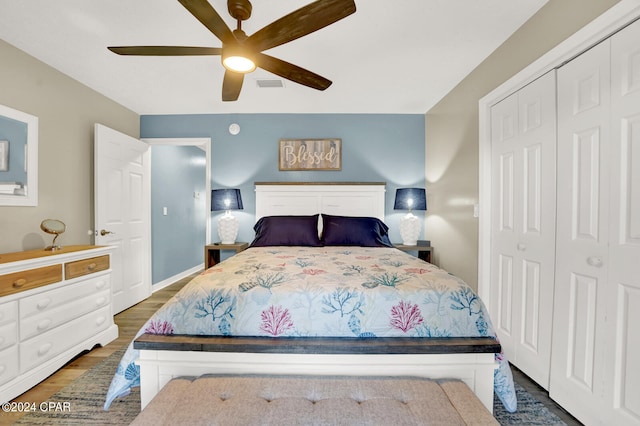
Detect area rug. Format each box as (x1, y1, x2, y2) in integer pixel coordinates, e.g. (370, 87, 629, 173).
(14, 347, 567, 425)
(13, 347, 138, 425)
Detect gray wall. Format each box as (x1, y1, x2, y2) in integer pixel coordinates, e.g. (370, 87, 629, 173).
(425, 0, 621, 290)
(0, 39, 139, 253)
(151, 145, 206, 284)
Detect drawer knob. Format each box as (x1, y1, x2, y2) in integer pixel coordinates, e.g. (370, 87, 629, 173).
(38, 343, 53, 356)
(87, 263, 97, 271)
(96, 297, 107, 307)
(95, 280, 106, 289)
(37, 298, 52, 310)
(96, 316, 106, 326)
(0, 365, 5, 375)
(37, 319, 52, 331)
(13, 278, 27, 288)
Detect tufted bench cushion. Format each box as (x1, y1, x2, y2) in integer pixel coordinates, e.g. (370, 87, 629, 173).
(130, 375, 498, 425)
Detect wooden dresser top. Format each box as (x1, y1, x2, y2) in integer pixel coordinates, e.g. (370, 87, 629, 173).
(0, 245, 102, 265)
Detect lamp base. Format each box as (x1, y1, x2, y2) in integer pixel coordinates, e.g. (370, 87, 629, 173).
(218, 212, 239, 244)
(399, 212, 421, 246)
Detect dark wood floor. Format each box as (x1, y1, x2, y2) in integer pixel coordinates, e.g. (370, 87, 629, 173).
(510, 366, 582, 425)
(6, 273, 582, 425)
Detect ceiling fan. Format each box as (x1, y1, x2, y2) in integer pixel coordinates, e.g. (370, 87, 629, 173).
(108, 0, 356, 101)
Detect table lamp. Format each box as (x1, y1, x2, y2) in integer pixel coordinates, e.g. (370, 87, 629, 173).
(211, 188, 243, 244)
(394, 188, 427, 246)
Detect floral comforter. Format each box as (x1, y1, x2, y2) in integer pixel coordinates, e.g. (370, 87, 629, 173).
(104, 246, 516, 412)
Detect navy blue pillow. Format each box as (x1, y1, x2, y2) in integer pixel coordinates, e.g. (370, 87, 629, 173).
(250, 215, 322, 247)
(321, 214, 393, 247)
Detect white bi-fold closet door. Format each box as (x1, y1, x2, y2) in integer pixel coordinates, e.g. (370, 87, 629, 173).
(489, 70, 557, 390)
(550, 18, 640, 426)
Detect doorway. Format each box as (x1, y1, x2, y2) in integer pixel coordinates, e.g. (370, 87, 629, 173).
(144, 138, 211, 289)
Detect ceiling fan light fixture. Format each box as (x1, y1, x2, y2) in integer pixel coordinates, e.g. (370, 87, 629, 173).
(222, 45, 256, 73)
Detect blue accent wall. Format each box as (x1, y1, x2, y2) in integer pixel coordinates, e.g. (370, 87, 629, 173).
(0, 115, 28, 185)
(142, 113, 425, 276)
(150, 145, 206, 284)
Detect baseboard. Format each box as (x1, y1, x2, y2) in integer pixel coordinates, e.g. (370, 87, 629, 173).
(152, 264, 203, 292)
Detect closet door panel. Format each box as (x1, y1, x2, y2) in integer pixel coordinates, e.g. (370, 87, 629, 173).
(490, 71, 556, 389)
(521, 259, 541, 352)
(512, 72, 557, 389)
(605, 17, 640, 425)
(491, 94, 519, 359)
(573, 128, 602, 241)
(523, 143, 542, 234)
(551, 39, 611, 423)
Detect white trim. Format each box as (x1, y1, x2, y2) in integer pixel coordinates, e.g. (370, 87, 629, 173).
(151, 263, 203, 292)
(477, 0, 640, 305)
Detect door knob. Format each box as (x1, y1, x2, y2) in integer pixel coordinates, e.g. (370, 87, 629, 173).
(587, 256, 603, 267)
(100, 229, 114, 236)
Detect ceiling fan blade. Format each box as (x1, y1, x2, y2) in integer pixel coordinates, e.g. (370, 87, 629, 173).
(255, 53, 331, 91)
(222, 70, 244, 101)
(178, 0, 235, 45)
(108, 46, 222, 56)
(246, 0, 356, 52)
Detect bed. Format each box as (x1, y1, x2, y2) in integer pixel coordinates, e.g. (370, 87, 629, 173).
(104, 183, 517, 414)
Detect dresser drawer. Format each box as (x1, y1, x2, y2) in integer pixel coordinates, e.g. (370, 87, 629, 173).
(0, 265, 62, 297)
(0, 346, 19, 386)
(20, 273, 110, 319)
(0, 321, 17, 354)
(0, 301, 17, 326)
(0, 320, 17, 351)
(20, 305, 111, 373)
(20, 288, 111, 340)
(65, 255, 109, 279)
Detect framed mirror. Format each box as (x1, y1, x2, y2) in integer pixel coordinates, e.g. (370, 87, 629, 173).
(0, 104, 38, 206)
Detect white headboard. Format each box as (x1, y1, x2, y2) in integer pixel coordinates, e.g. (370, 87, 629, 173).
(255, 182, 386, 221)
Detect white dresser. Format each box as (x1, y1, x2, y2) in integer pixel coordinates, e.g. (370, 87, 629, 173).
(0, 245, 118, 402)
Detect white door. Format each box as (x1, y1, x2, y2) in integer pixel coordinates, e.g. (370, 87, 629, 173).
(604, 18, 640, 425)
(551, 39, 611, 424)
(95, 123, 151, 314)
(489, 71, 557, 389)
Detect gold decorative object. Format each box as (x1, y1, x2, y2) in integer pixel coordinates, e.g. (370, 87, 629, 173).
(40, 219, 66, 251)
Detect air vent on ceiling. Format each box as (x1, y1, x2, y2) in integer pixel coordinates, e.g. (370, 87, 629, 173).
(256, 79, 285, 88)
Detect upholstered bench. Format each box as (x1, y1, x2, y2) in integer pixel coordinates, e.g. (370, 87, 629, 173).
(130, 374, 498, 425)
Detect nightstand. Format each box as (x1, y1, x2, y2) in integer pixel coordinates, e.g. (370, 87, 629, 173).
(204, 242, 249, 268)
(394, 244, 433, 264)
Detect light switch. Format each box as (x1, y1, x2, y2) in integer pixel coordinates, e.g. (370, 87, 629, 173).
(163, 207, 168, 216)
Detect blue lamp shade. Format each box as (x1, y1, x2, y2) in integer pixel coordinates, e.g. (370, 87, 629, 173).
(211, 189, 243, 211)
(394, 188, 427, 211)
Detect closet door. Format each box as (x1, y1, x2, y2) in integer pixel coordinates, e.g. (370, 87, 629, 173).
(490, 71, 556, 388)
(551, 39, 611, 423)
(605, 18, 640, 425)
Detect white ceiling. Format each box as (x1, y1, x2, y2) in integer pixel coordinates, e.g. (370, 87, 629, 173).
(0, 0, 548, 115)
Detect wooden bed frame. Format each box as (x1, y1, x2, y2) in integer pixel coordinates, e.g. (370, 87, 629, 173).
(133, 183, 500, 412)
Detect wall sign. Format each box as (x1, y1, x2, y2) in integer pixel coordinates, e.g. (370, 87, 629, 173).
(278, 139, 341, 171)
